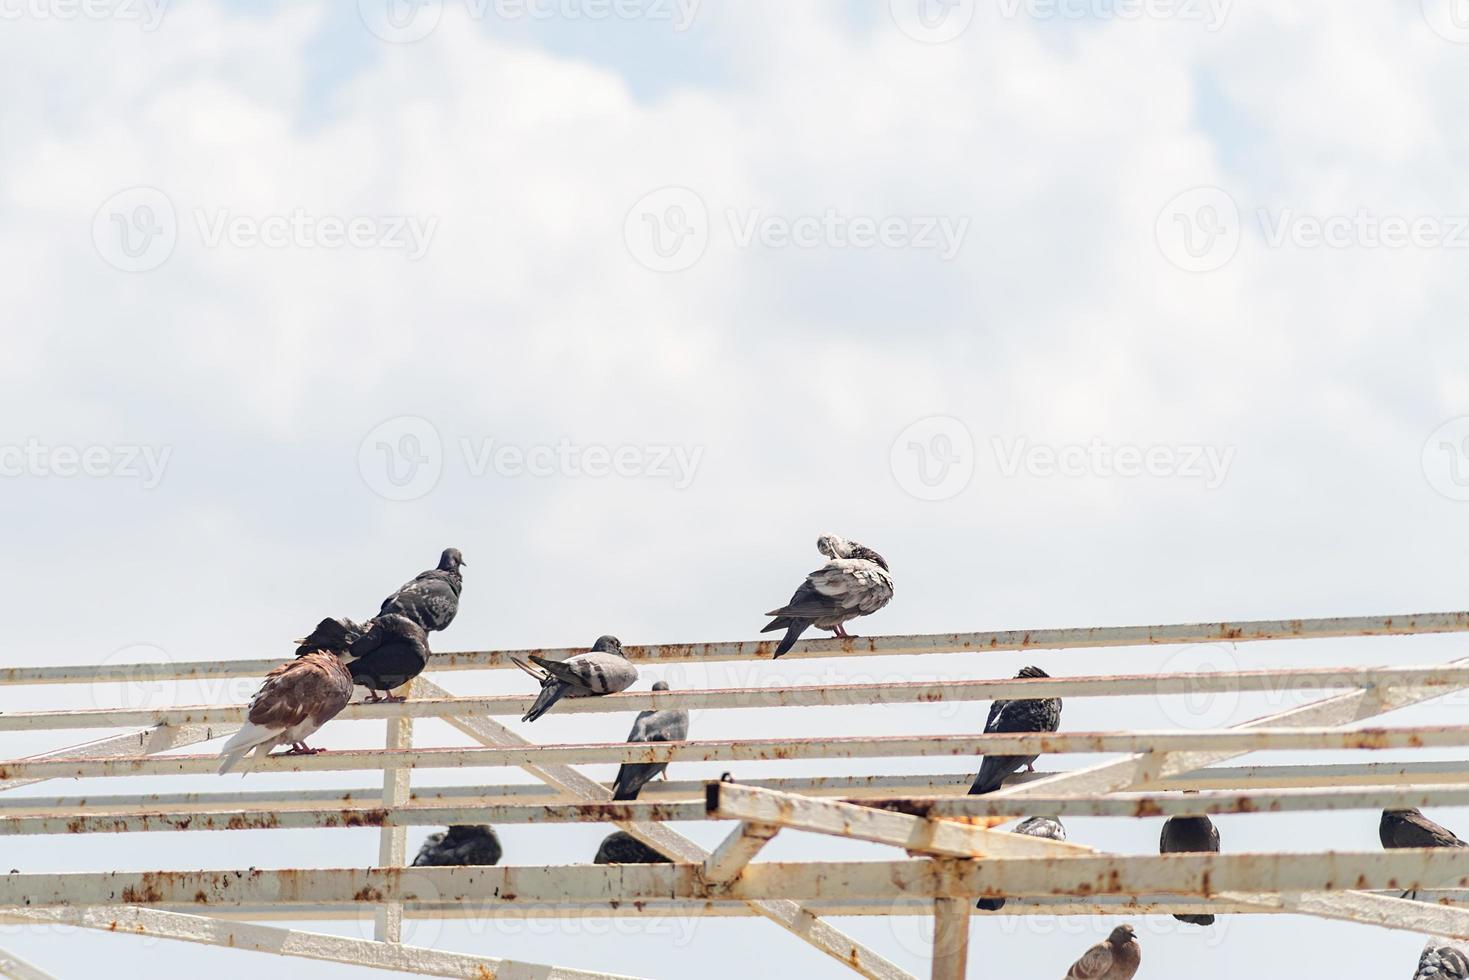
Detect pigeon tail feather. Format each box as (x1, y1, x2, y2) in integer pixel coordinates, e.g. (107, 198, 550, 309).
(772, 621, 810, 658)
(1174, 913, 1215, 927)
(218, 722, 282, 775)
(523, 681, 567, 723)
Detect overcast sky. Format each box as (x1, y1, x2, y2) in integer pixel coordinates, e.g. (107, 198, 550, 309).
(4, 0, 1469, 976)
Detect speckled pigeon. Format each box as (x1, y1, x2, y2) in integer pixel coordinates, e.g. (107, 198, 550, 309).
(218, 651, 354, 774)
(412, 825, 502, 867)
(1160, 806, 1221, 926)
(762, 534, 894, 657)
(379, 548, 465, 633)
(1064, 924, 1141, 980)
(514, 635, 638, 722)
(611, 681, 689, 800)
(976, 815, 1066, 911)
(594, 830, 672, 865)
(1416, 937, 1469, 979)
(968, 666, 1062, 795)
(1382, 808, 1468, 899)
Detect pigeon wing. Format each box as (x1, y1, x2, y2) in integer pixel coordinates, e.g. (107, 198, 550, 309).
(533, 652, 637, 695)
(1065, 941, 1117, 980)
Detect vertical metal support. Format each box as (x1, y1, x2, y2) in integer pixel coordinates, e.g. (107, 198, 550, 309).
(373, 680, 414, 943)
(930, 896, 970, 980)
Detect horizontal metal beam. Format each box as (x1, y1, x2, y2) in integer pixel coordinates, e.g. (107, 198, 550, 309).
(5, 610, 1462, 685)
(12, 664, 1469, 732)
(0, 906, 647, 979)
(8, 726, 1469, 780)
(7, 853, 1469, 907)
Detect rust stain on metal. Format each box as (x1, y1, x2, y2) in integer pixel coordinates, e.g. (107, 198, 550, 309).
(353, 886, 384, 902)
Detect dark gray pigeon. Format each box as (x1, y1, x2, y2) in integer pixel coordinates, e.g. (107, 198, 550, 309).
(1416, 938, 1469, 980)
(611, 681, 690, 801)
(762, 534, 894, 657)
(1160, 806, 1221, 926)
(412, 825, 502, 867)
(514, 635, 638, 722)
(1381, 808, 1468, 900)
(295, 613, 431, 702)
(379, 548, 465, 633)
(594, 830, 671, 865)
(976, 815, 1066, 911)
(968, 666, 1062, 795)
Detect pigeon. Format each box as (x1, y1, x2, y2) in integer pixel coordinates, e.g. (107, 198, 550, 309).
(1160, 805, 1221, 926)
(762, 534, 894, 657)
(379, 547, 465, 633)
(976, 816, 1066, 911)
(295, 613, 432, 702)
(217, 650, 354, 774)
(1416, 937, 1469, 980)
(513, 635, 638, 722)
(1064, 924, 1141, 980)
(594, 831, 672, 865)
(412, 825, 503, 867)
(968, 666, 1062, 795)
(1381, 808, 1468, 899)
(611, 681, 690, 801)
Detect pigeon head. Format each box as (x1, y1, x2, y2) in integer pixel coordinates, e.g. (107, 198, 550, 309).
(816, 533, 849, 558)
(591, 635, 624, 655)
(1385, 807, 1423, 817)
(1016, 665, 1050, 680)
(1108, 924, 1137, 944)
(438, 548, 466, 571)
(651, 680, 670, 692)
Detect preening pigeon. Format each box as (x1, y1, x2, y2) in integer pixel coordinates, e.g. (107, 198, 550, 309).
(1416, 937, 1469, 980)
(762, 534, 894, 657)
(976, 816, 1066, 911)
(968, 666, 1062, 795)
(1064, 924, 1141, 980)
(594, 831, 672, 865)
(1381, 808, 1469, 899)
(379, 547, 465, 633)
(514, 635, 638, 722)
(412, 825, 503, 867)
(611, 681, 689, 801)
(295, 613, 432, 702)
(217, 651, 354, 774)
(1160, 806, 1221, 926)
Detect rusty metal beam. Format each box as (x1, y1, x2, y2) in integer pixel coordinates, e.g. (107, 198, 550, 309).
(702, 821, 780, 885)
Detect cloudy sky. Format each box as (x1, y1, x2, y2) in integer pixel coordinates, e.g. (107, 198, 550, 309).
(3, 0, 1469, 976)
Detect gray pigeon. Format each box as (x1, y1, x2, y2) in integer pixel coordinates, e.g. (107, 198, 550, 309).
(1381, 808, 1468, 900)
(1160, 806, 1221, 926)
(412, 825, 502, 867)
(968, 666, 1062, 794)
(379, 548, 465, 633)
(1416, 938, 1469, 979)
(1064, 924, 1141, 980)
(976, 816, 1066, 911)
(762, 534, 894, 657)
(514, 635, 638, 722)
(611, 681, 690, 800)
(594, 830, 671, 865)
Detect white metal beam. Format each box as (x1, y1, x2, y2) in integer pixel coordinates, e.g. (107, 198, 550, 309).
(0, 948, 58, 980)
(416, 678, 917, 980)
(930, 893, 971, 980)
(374, 678, 415, 943)
(702, 821, 781, 885)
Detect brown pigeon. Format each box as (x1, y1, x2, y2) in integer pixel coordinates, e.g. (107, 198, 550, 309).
(1381, 808, 1468, 899)
(217, 650, 354, 774)
(1064, 924, 1141, 980)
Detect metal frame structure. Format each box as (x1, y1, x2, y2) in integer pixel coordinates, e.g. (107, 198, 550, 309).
(2, 611, 1469, 979)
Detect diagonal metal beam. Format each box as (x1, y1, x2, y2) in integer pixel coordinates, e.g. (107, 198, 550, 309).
(0, 948, 58, 980)
(0, 906, 645, 979)
(991, 655, 1469, 799)
(703, 820, 781, 885)
(0, 724, 228, 795)
(416, 678, 916, 980)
